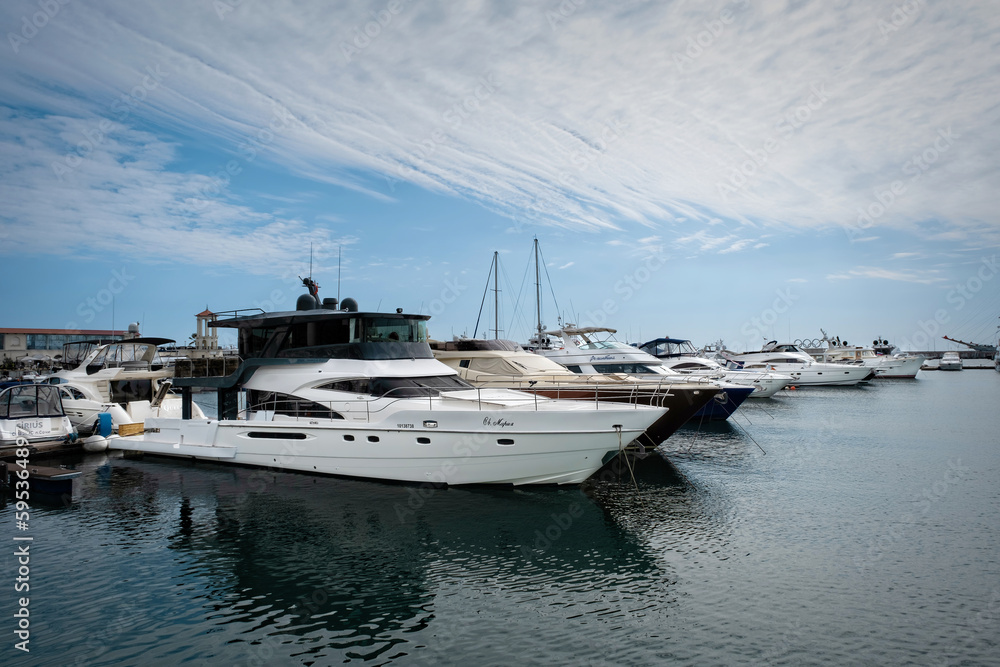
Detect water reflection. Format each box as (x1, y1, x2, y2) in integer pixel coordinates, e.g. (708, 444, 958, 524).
(43, 455, 687, 664)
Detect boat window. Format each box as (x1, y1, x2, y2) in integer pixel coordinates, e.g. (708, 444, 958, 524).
(248, 390, 345, 419)
(240, 327, 277, 358)
(672, 361, 708, 370)
(369, 375, 472, 398)
(565, 365, 582, 373)
(316, 379, 371, 394)
(459, 359, 471, 368)
(594, 363, 658, 374)
(1, 385, 64, 418)
(60, 386, 87, 400)
(111, 380, 153, 404)
(363, 317, 428, 343)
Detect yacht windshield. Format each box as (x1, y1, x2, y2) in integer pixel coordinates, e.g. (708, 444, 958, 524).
(0, 385, 64, 419)
(364, 318, 428, 343)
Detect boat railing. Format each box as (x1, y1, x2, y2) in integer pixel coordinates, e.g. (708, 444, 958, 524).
(240, 381, 662, 423)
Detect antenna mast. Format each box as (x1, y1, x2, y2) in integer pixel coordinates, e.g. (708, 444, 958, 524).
(338, 245, 342, 302)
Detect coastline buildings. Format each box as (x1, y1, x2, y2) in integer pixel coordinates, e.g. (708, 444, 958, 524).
(0, 327, 123, 364)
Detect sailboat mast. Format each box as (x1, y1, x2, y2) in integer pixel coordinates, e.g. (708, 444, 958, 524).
(493, 250, 500, 339)
(534, 238, 543, 342)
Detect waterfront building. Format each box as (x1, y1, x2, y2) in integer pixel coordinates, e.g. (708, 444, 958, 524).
(0, 327, 123, 364)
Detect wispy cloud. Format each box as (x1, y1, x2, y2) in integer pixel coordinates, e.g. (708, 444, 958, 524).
(0, 112, 352, 273)
(0, 0, 998, 253)
(825, 266, 946, 284)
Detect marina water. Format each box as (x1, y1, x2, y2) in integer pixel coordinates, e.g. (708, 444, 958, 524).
(3, 371, 998, 665)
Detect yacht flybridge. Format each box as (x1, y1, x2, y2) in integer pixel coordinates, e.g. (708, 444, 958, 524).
(110, 282, 668, 486)
(48, 337, 206, 435)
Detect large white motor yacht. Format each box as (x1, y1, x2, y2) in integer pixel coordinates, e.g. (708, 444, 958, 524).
(720, 342, 876, 386)
(799, 333, 925, 378)
(110, 285, 667, 486)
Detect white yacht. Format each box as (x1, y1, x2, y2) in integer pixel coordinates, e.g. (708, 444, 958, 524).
(638, 337, 793, 398)
(938, 351, 963, 371)
(110, 286, 667, 486)
(47, 337, 206, 435)
(430, 337, 721, 446)
(721, 342, 875, 386)
(533, 327, 756, 421)
(800, 333, 925, 379)
(0, 383, 76, 453)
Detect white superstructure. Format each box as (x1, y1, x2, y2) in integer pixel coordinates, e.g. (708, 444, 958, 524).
(48, 338, 205, 434)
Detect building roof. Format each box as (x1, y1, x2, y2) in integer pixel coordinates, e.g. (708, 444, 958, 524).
(196, 309, 215, 317)
(0, 328, 121, 335)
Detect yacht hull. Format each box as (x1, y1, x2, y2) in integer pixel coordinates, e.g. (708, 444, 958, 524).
(869, 356, 924, 379)
(782, 366, 876, 385)
(111, 405, 663, 486)
(691, 386, 754, 421)
(505, 384, 720, 446)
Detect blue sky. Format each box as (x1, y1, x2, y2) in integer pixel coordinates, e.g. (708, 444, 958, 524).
(2, 0, 998, 352)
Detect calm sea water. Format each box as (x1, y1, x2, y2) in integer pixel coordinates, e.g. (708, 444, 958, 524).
(3, 371, 999, 666)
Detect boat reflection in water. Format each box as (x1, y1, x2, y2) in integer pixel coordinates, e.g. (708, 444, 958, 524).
(42, 454, 694, 665)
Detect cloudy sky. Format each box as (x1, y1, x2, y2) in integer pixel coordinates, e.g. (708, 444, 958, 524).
(2, 0, 998, 351)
